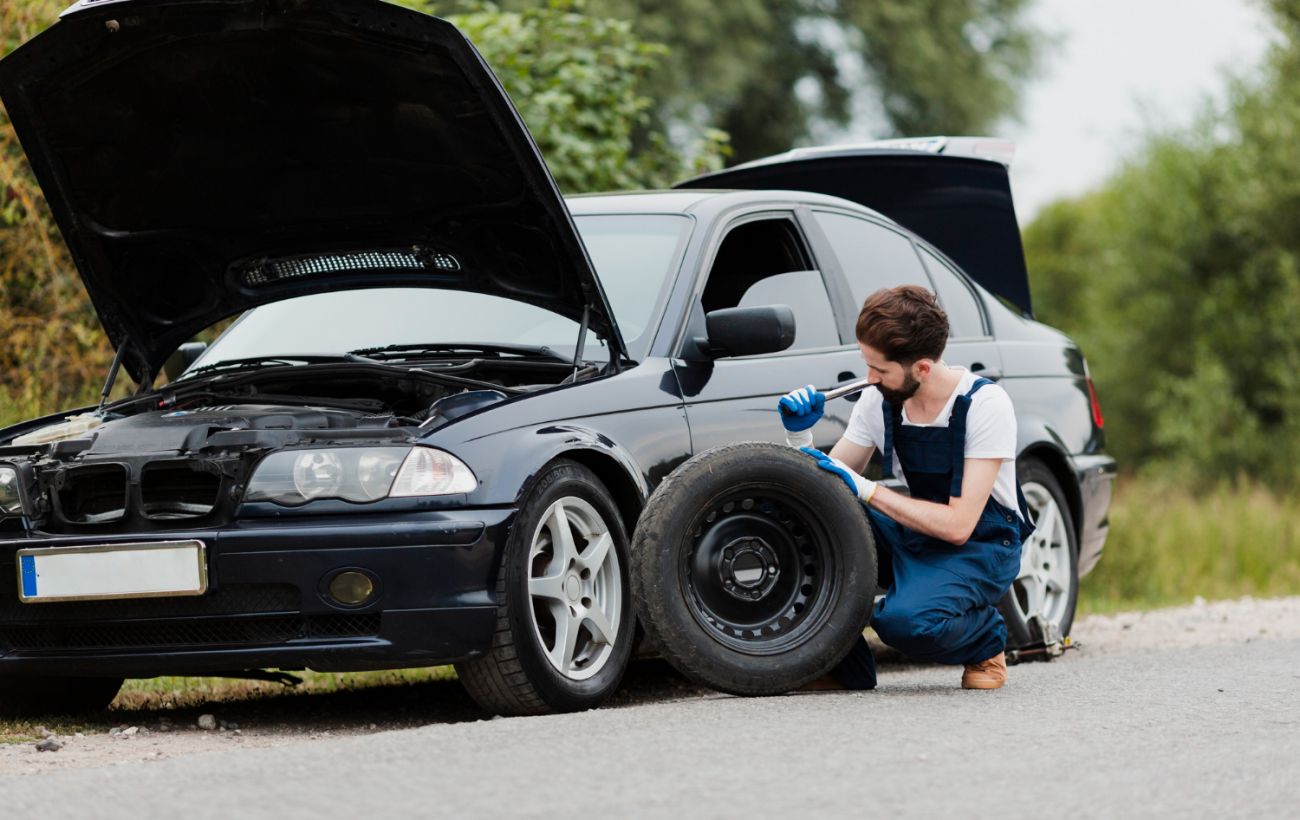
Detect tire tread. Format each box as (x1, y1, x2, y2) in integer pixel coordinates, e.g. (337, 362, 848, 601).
(456, 569, 550, 715)
(456, 459, 631, 716)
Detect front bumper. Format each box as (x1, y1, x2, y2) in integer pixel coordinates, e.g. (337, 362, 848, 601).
(0, 508, 514, 677)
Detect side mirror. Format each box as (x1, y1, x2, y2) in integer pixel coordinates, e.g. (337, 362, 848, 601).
(696, 305, 796, 358)
(162, 342, 208, 382)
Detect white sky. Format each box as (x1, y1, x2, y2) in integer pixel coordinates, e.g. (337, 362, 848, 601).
(1007, 0, 1277, 217)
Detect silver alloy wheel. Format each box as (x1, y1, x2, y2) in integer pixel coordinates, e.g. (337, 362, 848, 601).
(1010, 481, 1073, 629)
(526, 496, 622, 681)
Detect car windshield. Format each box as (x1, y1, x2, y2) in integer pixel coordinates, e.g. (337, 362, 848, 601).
(187, 214, 691, 373)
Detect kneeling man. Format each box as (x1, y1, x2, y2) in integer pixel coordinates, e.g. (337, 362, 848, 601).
(779, 285, 1034, 690)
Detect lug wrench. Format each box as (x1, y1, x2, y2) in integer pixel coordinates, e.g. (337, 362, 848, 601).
(821, 378, 876, 401)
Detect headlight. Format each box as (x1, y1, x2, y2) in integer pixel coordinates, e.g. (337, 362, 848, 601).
(292, 451, 345, 500)
(245, 447, 476, 506)
(0, 466, 23, 516)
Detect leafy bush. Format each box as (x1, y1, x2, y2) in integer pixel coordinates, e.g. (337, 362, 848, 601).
(438, 0, 729, 193)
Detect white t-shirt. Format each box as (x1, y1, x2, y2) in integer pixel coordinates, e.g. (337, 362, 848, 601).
(843, 367, 1020, 513)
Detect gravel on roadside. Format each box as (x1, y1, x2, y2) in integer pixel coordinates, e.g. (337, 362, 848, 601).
(1070, 595, 1300, 653)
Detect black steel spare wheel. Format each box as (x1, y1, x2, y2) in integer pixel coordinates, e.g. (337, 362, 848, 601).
(632, 442, 877, 695)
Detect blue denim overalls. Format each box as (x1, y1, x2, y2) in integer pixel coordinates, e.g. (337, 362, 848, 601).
(833, 378, 1034, 687)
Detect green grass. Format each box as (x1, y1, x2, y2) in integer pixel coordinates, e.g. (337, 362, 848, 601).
(113, 666, 458, 708)
(0, 717, 100, 744)
(1078, 477, 1300, 613)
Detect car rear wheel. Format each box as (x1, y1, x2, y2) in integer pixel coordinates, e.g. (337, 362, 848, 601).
(0, 675, 123, 717)
(999, 459, 1079, 648)
(631, 442, 877, 695)
(455, 460, 633, 716)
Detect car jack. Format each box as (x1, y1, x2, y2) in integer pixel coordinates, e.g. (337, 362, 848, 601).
(1005, 615, 1079, 665)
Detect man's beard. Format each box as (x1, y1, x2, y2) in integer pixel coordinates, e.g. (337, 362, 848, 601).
(877, 373, 921, 406)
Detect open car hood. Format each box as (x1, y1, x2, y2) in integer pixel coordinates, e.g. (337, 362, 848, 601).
(677, 138, 1033, 316)
(0, 0, 624, 381)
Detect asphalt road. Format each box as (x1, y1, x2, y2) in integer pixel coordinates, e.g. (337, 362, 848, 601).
(5, 633, 1298, 819)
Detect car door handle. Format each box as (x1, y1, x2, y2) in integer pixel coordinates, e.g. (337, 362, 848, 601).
(970, 362, 1003, 380)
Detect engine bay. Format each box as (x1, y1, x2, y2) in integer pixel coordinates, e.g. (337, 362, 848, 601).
(0, 357, 598, 535)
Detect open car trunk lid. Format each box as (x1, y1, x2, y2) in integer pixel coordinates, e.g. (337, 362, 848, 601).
(677, 139, 1034, 316)
(0, 0, 625, 381)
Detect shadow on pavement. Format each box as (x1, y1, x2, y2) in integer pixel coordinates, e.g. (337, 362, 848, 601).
(92, 659, 712, 734)
(86, 646, 941, 736)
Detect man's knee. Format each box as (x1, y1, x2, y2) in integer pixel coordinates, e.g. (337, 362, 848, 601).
(872, 601, 944, 653)
(874, 599, 982, 660)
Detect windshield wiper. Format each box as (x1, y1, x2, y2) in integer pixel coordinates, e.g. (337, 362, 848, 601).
(182, 355, 349, 379)
(342, 352, 525, 395)
(346, 343, 569, 363)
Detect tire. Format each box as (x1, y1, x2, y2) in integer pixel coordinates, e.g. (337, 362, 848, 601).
(631, 442, 877, 695)
(999, 459, 1080, 648)
(455, 459, 634, 716)
(0, 676, 123, 717)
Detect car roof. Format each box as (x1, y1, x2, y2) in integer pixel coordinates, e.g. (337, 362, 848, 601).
(565, 188, 892, 221)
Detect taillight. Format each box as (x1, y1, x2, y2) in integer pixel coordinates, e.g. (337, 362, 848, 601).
(1086, 377, 1104, 429)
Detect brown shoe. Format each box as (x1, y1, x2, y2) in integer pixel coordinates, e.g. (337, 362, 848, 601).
(961, 652, 1008, 690)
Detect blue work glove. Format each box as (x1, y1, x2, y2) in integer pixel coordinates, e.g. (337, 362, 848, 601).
(799, 447, 877, 504)
(777, 385, 825, 432)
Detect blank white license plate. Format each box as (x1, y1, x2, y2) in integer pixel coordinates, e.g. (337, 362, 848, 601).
(17, 540, 207, 603)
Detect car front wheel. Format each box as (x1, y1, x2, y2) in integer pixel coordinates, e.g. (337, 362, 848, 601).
(455, 459, 633, 716)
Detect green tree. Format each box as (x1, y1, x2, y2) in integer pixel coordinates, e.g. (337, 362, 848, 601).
(1023, 0, 1300, 486)
(434, 1, 729, 192)
(441, 0, 1043, 161)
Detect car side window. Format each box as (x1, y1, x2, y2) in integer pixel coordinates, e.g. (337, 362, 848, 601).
(917, 246, 987, 338)
(812, 211, 933, 307)
(701, 217, 839, 351)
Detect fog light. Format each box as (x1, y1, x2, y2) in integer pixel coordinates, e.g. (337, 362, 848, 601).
(328, 571, 375, 606)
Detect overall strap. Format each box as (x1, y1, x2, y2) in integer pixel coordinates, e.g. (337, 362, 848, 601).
(1014, 483, 1036, 538)
(880, 399, 902, 479)
(948, 377, 994, 497)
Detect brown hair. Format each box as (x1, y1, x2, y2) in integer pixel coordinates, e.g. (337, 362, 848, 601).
(855, 285, 949, 364)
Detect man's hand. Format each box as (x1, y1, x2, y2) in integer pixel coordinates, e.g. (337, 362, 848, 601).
(778, 385, 825, 432)
(800, 447, 877, 504)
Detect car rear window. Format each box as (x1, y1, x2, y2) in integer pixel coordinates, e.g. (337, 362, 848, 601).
(812, 211, 933, 307)
(917, 246, 988, 338)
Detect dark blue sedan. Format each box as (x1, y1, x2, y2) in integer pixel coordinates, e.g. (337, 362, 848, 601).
(0, 0, 1112, 716)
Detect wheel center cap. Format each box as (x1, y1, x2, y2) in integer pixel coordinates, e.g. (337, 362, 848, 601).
(731, 552, 765, 588)
(565, 574, 582, 602)
(720, 538, 780, 601)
